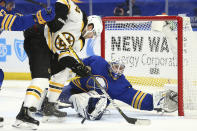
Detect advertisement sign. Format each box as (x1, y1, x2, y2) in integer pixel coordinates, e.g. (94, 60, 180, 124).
(105, 30, 177, 79)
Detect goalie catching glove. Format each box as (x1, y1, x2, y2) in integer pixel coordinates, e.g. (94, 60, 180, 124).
(153, 89, 178, 113)
(69, 90, 108, 120)
(70, 63, 91, 78)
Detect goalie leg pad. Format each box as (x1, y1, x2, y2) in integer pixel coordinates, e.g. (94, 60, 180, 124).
(69, 90, 107, 120)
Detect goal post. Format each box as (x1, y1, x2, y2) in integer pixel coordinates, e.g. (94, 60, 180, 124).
(101, 16, 197, 117)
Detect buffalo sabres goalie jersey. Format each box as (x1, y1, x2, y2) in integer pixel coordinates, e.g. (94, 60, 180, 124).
(44, 0, 87, 60)
(0, 6, 36, 31)
(67, 55, 154, 111)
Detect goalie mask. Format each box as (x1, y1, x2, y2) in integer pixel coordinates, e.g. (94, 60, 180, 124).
(109, 62, 125, 80)
(82, 15, 103, 39)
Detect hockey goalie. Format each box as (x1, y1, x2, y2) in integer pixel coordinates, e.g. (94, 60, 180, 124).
(55, 55, 178, 121)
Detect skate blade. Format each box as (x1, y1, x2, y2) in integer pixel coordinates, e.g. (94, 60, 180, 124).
(12, 120, 38, 130)
(42, 116, 66, 123)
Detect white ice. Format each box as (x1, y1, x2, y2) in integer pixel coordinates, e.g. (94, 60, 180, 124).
(0, 80, 197, 131)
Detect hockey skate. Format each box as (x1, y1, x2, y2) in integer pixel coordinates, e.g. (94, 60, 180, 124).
(12, 104, 39, 130)
(0, 117, 3, 127)
(42, 97, 67, 122)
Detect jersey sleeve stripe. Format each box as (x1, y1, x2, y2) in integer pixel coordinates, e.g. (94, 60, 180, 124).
(134, 92, 144, 109)
(138, 93, 147, 109)
(8, 15, 16, 31)
(1, 14, 8, 30)
(4, 15, 14, 30)
(131, 90, 140, 107)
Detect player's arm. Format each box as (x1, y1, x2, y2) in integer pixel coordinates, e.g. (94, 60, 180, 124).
(115, 77, 177, 112)
(0, 8, 55, 31)
(47, 1, 69, 32)
(123, 86, 154, 111)
(58, 54, 90, 78)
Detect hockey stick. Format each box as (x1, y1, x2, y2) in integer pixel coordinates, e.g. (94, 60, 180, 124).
(58, 33, 151, 125)
(25, 0, 51, 14)
(46, 0, 51, 14)
(24, 0, 47, 8)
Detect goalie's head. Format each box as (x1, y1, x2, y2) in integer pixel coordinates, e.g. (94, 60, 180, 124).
(82, 15, 103, 39)
(109, 62, 125, 80)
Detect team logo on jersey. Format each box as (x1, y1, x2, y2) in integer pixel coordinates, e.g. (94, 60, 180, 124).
(0, 38, 11, 62)
(14, 39, 27, 62)
(86, 75, 108, 91)
(55, 32, 75, 51)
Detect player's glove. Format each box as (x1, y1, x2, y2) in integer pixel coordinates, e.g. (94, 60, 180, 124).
(35, 7, 55, 24)
(71, 63, 90, 78)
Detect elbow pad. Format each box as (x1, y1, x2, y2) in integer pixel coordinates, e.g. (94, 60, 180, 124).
(59, 56, 78, 69)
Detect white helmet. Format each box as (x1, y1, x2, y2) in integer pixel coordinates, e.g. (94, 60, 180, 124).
(85, 15, 103, 38)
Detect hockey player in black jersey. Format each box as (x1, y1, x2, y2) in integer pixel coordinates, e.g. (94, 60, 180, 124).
(13, 0, 103, 130)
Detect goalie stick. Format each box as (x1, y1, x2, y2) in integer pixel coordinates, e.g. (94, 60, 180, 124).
(58, 32, 151, 125)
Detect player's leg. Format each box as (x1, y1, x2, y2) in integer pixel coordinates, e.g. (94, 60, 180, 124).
(69, 90, 108, 120)
(40, 54, 71, 119)
(13, 24, 51, 130)
(0, 69, 4, 127)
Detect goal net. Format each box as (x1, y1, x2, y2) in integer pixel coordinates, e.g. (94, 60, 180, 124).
(101, 16, 197, 117)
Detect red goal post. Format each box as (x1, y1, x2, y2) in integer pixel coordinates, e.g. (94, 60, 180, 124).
(101, 16, 184, 116)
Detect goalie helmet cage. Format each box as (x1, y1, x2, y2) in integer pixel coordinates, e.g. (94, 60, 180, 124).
(101, 16, 197, 117)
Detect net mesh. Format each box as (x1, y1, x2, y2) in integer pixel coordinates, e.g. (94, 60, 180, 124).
(102, 16, 197, 117)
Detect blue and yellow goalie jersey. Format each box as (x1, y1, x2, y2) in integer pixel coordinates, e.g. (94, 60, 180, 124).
(68, 55, 154, 111)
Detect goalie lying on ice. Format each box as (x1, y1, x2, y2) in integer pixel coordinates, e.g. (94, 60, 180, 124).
(58, 55, 178, 120)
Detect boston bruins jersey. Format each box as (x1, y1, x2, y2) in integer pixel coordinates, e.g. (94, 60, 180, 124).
(44, 0, 87, 60)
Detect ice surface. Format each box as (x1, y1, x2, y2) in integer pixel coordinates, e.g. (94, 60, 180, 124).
(0, 80, 197, 131)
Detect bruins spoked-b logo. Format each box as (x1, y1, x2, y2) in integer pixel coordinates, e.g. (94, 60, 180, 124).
(55, 32, 75, 51)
